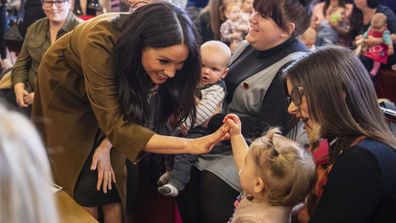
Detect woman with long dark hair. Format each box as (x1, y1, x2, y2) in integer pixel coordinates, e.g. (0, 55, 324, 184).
(285, 46, 396, 222)
(32, 2, 227, 222)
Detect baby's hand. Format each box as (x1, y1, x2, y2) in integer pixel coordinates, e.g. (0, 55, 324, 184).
(388, 46, 394, 55)
(223, 114, 241, 137)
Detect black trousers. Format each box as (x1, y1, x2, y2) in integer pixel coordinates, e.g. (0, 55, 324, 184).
(177, 167, 239, 223)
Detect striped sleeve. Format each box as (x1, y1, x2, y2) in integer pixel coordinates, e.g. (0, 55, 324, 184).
(184, 84, 226, 129)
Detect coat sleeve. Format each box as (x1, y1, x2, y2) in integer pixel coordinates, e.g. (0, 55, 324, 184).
(11, 26, 33, 88)
(77, 21, 155, 162)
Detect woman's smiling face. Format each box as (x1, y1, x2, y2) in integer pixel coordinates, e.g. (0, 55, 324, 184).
(245, 11, 290, 51)
(141, 44, 189, 85)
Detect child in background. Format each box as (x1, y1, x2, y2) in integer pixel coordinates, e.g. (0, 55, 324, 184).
(311, 0, 351, 46)
(239, 0, 253, 26)
(220, 1, 248, 51)
(157, 40, 231, 196)
(361, 13, 394, 77)
(300, 27, 317, 51)
(224, 114, 316, 223)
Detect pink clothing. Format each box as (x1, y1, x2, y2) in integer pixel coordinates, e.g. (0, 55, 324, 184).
(363, 29, 390, 64)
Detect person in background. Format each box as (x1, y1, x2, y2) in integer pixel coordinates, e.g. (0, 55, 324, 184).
(360, 12, 394, 76)
(310, 0, 352, 46)
(284, 45, 396, 222)
(300, 27, 317, 51)
(0, 102, 58, 223)
(350, 0, 396, 69)
(220, 1, 249, 51)
(379, 0, 396, 13)
(32, 2, 228, 222)
(11, 0, 81, 115)
(198, 0, 227, 42)
(157, 40, 231, 197)
(177, 0, 312, 221)
(224, 115, 316, 223)
(239, 0, 253, 22)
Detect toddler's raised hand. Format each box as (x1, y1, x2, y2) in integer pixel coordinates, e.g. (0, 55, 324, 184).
(223, 114, 242, 137)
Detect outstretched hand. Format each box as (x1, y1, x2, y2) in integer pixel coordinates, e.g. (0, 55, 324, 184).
(187, 124, 230, 154)
(90, 138, 116, 193)
(223, 114, 242, 137)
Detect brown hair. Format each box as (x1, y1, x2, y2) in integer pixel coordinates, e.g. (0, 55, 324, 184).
(249, 128, 316, 206)
(283, 46, 396, 152)
(253, 0, 313, 36)
(200, 0, 229, 39)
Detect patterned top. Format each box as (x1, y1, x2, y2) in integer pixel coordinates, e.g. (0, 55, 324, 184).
(183, 81, 226, 129)
(220, 18, 248, 45)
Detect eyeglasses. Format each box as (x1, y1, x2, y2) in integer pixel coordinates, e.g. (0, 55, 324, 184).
(286, 86, 304, 106)
(42, 0, 68, 8)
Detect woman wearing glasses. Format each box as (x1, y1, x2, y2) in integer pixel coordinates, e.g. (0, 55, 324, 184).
(11, 0, 81, 115)
(176, 0, 312, 222)
(285, 46, 396, 222)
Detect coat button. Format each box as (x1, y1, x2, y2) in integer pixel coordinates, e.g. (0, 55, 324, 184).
(242, 82, 249, 90)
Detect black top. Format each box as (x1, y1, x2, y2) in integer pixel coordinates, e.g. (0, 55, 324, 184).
(310, 138, 396, 223)
(208, 38, 307, 138)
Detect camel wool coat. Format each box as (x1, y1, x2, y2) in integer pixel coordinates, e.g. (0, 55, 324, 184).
(32, 13, 155, 210)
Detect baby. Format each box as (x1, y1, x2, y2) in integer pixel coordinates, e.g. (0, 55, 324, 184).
(300, 27, 317, 51)
(157, 40, 231, 196)
(224, 114, 316, 223)
(361, 13, 394, 76)
(220, 1, 248, 51)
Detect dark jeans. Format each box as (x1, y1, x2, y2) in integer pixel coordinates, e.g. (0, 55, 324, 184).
(168, 153, 198, 191)
(177, 167, 239, 223)
(167, 128, 208, 191)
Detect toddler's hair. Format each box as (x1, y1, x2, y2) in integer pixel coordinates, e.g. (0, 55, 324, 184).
(249, 127, 316, 207)
(371, 13, 387, 27)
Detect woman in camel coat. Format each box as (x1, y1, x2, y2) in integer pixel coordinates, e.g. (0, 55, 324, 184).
(32, 2, 227, 221)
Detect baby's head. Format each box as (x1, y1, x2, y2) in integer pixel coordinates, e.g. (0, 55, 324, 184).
(239, 128, 316, 207)
(299, 27, 317, 51)
(371, 13, 387, 33)
(240, 0, 253, 14)
(200, 41, 231, 87)
(223, 2, 241, 22)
